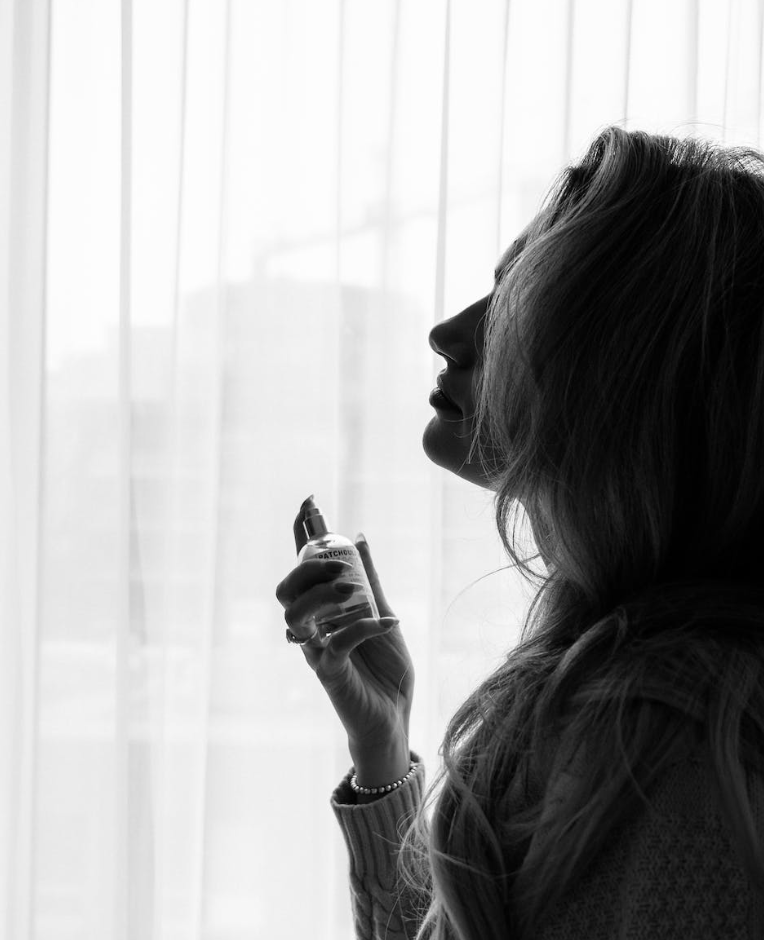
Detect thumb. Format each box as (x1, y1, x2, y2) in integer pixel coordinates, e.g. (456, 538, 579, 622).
(354, 533, 396, 620)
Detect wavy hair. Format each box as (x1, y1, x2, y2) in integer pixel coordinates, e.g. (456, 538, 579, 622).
(396, 125, 764, 939)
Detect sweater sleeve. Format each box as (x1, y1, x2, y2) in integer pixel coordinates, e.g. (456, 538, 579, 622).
(330, 749, 432, 940)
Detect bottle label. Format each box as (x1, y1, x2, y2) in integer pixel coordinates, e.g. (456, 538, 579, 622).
(307, 545, 380, 627)
(314, 548, 356, 563)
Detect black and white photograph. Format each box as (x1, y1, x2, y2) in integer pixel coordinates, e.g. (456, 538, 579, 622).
(2, 1, 764, 937)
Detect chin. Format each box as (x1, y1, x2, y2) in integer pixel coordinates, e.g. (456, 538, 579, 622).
(422, 422, 496, 490)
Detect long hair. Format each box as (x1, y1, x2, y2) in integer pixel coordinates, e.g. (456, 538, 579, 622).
(396, 125, 764, 939)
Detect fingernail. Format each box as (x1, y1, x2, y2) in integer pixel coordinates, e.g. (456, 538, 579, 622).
(355, 531, 367, 544)
(334, 581, 356, 594)
(380, 617, 399, 628)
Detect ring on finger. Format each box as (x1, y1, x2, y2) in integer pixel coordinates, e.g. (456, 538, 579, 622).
(285, 626, 329, 645)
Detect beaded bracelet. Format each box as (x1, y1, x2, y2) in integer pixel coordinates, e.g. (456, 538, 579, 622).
(350, 760, 418, 796)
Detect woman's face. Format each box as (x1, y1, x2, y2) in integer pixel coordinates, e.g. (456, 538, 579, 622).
(422, 292, 496, 489)
(423, 229, 554, 569)
(422, 239, 524, 490)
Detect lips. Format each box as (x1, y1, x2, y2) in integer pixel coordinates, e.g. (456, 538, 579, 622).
(436, 373, 459, 409)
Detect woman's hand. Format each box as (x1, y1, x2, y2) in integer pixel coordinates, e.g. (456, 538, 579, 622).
(275, 506, 416, 753)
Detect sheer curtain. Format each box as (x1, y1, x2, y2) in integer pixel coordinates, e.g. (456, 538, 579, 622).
(1, 0, 763, 937)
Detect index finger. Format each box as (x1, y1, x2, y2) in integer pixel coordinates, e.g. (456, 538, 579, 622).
(293, 493, 315, 555)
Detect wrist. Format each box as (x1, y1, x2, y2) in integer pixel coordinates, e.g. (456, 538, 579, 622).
(348, 737, 411, 789)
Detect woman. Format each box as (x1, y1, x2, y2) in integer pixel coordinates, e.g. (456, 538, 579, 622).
(274, 125, 764, 939)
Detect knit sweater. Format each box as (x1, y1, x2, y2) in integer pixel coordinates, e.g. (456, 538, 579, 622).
(331, 746, 764, 939)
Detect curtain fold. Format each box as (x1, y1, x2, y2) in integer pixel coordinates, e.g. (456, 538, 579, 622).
(1, 1, 50, 938)
(2, 0, 764, 937)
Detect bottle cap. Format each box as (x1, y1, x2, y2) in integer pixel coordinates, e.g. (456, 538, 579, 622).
(303, 501, 330, 540)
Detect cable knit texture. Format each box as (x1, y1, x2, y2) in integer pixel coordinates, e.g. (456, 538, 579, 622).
(331, 751, 428, 939)
(330, 746, 764, 939)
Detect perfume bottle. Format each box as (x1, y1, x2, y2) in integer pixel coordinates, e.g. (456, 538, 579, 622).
(297, 496, 380, 641)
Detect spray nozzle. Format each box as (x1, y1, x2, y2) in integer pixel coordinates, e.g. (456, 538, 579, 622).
(302, 496, 330, 540)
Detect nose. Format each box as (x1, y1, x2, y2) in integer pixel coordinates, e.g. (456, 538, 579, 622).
(429, 294, 491, 367)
